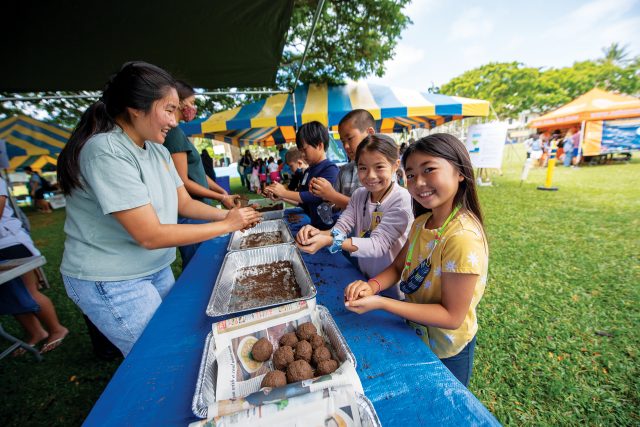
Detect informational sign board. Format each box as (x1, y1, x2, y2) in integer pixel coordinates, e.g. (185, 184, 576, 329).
(0, 139, 9, 169)
(465, 123, 508, 169)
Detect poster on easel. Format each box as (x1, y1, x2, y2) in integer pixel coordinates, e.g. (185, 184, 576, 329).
(465, 123, 508, 169)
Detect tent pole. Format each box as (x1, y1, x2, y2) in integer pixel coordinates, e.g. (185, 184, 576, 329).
(291, 0, 326, 94)
(577, 120, 586, 165)
(292, 91, 299, 132)
(200, 89, 289, 96)
(1, 89, 289, 102)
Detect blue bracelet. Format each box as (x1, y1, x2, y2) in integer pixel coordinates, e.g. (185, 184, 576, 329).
(329, 229, 346, 254)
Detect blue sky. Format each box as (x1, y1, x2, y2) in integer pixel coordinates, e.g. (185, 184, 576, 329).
(366, 0, 640, 90)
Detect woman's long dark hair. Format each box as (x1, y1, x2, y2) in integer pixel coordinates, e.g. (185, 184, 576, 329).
(401, 133, 484, 228)
(57, 61, 176, 194)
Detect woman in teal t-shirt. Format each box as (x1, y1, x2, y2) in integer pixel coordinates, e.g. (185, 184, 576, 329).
(57, 62, 261, 356)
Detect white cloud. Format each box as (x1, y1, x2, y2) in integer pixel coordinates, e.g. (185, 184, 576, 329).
(370, 43, 426, 84)
(403, 0, 440, 19)
(449, 7, 494, 41)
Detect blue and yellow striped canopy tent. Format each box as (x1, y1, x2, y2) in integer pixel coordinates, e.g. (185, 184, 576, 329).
(182, 82, 490, 147)
(0, 115, 70, 171)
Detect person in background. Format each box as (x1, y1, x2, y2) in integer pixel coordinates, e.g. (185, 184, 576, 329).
(277, 159, 287, 183)
(57, 62, 261, 356)
(164, 81, 238, 210)
(296, 134, 413, 299)
(164, 80, 243, 268)
(285, 148, 308, 191)
(309, 109, 376, 210)
(258, 158, 268, 192)
(571, 128, 581, 166)
(200, 149, 217, 182)
(562, 130, 574, 167)
(268, 156, 280, 183)
(264, 121, 339, 229)
(24, 167, 52, 213)
(343, 134, 488, 387)
(0, 176, 69, 354)
(237, 154, 247, 189)
(250, 160, 261, 193)
(240, 150, 253, 190)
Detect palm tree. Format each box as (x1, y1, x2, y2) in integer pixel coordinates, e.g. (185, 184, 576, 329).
(601, 43, 630, 66)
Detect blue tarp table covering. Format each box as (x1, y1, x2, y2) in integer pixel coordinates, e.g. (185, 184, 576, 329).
(84, 209, 500, 426)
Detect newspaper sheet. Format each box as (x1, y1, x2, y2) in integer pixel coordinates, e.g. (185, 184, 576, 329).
(211, 301, 362, 404)
(191, 385, 364, 427)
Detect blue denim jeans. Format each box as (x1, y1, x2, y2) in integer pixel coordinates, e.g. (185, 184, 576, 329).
(441, 335, 477, 386)
(62, 266, 175, 356)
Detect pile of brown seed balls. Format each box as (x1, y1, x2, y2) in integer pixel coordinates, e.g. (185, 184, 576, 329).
(251, 322, 339, 388)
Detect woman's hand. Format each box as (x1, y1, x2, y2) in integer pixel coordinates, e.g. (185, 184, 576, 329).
(344, 280, 375, 302)
(297, 233, 332, 254)
(221, 194, 240, 210)
(296, 225, 320, 246)
(344, 295, 383, 314)
(223, 207, 262, 232)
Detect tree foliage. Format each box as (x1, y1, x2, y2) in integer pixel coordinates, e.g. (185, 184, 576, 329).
(2, 0, 411, 128)
(198, 0, 412, 118)
(441, 54, 640, 119)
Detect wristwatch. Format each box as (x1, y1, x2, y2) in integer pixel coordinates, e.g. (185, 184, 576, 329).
(329, 228, 346, 254)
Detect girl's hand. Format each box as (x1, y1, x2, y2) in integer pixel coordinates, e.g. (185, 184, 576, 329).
(344, 295, 383, 314)
(344, 280, 375, 302)
(297, 234, 332, 254)
(224, 207, 262, 232)
(296, 225, 320, 245)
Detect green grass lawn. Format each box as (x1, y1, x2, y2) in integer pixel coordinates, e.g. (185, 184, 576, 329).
(1, 146, 638, 426)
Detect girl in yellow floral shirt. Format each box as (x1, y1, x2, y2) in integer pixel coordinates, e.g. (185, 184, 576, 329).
(344, 133, 488, 386)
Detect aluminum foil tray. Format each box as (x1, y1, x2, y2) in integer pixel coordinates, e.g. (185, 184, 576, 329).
(252, 198, 285, 220)
(206, 244, 316, 317)
(227, 219, 294, 252)
(357, 393, 382, 427)
(193, 305, 358, 419)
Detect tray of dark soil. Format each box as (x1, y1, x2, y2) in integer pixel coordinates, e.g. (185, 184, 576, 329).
(206, 244, 316, 317)
(227, 219, 294, 252)
(252, 198, 285, 220)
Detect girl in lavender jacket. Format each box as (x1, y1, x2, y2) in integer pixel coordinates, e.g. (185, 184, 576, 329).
(296, 134, 413, 298)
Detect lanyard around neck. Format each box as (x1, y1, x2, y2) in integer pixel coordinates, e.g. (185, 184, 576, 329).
(403, 205, 461, 272)
(362, 182, 394, 219)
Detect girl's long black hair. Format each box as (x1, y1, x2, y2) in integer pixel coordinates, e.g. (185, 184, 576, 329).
(401, 133, 484, 228)
(57, 61, 176, 194)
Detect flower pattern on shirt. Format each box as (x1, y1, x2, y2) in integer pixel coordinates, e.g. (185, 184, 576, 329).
(467, 251, 479, 267)
(434, 266, 442, 277)
(445, 260, 457, 272)
(423, 280, 432, 289)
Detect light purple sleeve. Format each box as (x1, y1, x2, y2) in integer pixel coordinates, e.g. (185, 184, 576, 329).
(350, 190, 413, 258)
(333, 187, 363, 235)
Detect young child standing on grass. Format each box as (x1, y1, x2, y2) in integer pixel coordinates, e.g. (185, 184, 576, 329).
(296, 134, 413, 299)
(343, 134, 488, 386)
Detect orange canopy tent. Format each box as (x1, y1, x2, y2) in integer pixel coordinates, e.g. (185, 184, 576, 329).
(529, 89, 640, 156)
(528, 88, 640, 128)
